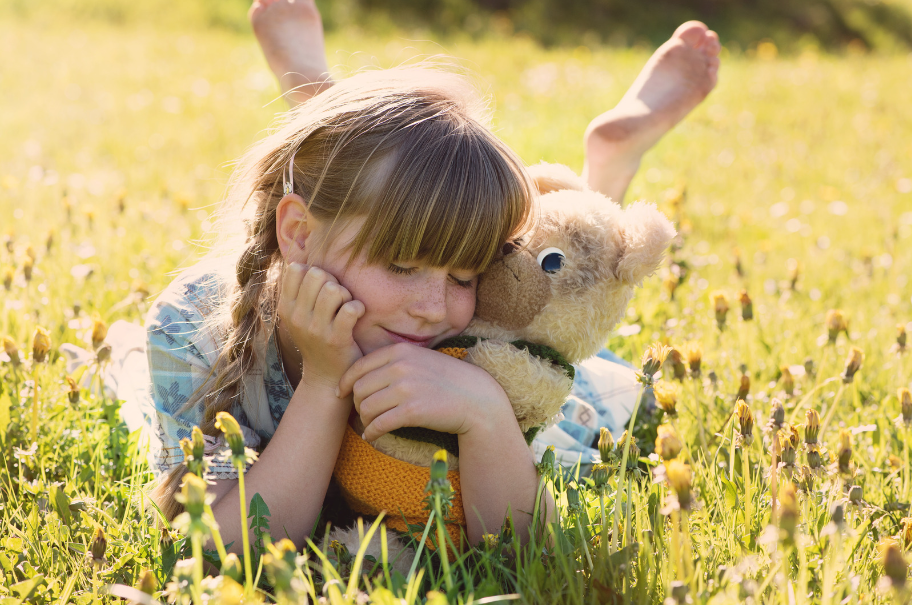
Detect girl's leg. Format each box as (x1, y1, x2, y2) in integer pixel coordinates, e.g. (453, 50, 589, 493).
(249, 0, 334, 106)
(583, 21, 721, 203)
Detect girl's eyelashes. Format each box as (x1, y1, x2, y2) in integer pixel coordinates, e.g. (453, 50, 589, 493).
(387, 263, 475, 289)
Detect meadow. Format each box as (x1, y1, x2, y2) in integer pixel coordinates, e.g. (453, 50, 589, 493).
(1, 9, 912, 604)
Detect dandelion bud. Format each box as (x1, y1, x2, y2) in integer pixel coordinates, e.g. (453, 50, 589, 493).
(880, 538, 908, 589)
(804, 409, 820, 445)
(848, 484, 863, 504)
(655, 424, 683, 461)
(482, 533, 500, 550)
(175, 473, 209, 517)
(778, 482, 799, 544)
(840, 347, 864, 384)
(830, 503, 845, 529)
(897, 324, 907, 352)
(804, 357, 816, 379)
(66, 375, 80, 405)
(733, 246, 744, 278)
(22, 256, 33, 282)
(889, 455, 902, 472)
(708, 370, 718, 387)
(221, 553, 243, 583)
(797, 465, 815, 493)
(591, 463, 611, 489)
(25, 245, 36, 262)
(90, 316, 107, 350)
(778, 429, 797, 467)
(31, 326, 50, 363)
(682, 341, 702, 378)
(736, 400, 754, 447)
(665, 459, 693, 510)
(669, 347, 687, 381)
(540, 444, 556, 469)
(787, 258, 800, 290)
(566, 486, 580, 510)
(780, 366, 794, 397)
(653, 381, 678, 417)
(3, 336, 21, 367)
(825, 309, 847, 345)
(264, 539, 298, 594)
(737, 373, 750, 401)
(430, 449, 449, 483)
(806, 445, 822, 469)
(711, 291, 730, 330)
(95, 343, 111, 364)
(900, 388, 912, 424)
(45, 230, 54, 253)
(2, 267, 12, 291)
(214, 411, 246, 458)
(597, 428, 614, 464)
(330, 539, 353, 566)
(838, 429, 853, 476)
(616, 430, 640, 469)
(663, 272, 678, 300)
(640, 342, 672, 380)
(768, 399, 785, 431)
(670, 581, 689, 605)
(136, 569, 157, 595)
(901, 518, 912, 548)
(90, 527, 107, 564)
(739, 290, 753, 321)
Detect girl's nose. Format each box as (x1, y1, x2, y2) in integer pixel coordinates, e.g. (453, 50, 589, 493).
(408, 275, 448, 324)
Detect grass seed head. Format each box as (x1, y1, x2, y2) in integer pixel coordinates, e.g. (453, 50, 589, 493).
(653, 380, 678, 417)
(841, 347, 864, 384)
(656, 424, 683, 461)
(880, 538, 908, 589)
(739, 289, 753, 321)
(838, 429, 853, 476)
(669, 347, 687, 381)
(736, 400, 754, 447)
(711, 290, 730, 330)
(825, 309, 848, 345)
(2, 335, 21, 367)
(640, 342, 672, 381)
(31, 326, 50, 363)
(804, 409, 820, 445)
(665, 459, 693, 510)
(597, 428, 614, 463)
(899, 388, 912, 424)
(91, 315, 107, 350)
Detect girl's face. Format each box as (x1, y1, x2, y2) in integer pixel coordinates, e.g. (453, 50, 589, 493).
(303, 216, 479, 355)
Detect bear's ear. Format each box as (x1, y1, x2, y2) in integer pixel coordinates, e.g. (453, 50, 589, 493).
(528, 162, 586, 195)
(614, 201, 677, 286)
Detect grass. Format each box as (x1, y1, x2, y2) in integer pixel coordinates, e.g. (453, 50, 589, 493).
(1, 11, 912, 605)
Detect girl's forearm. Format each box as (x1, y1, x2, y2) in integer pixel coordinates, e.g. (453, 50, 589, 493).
(457, 406, 556, 545)
(209, 380, 351, 552)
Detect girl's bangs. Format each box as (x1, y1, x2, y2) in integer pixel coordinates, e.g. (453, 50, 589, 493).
(355, 124, 532, 272)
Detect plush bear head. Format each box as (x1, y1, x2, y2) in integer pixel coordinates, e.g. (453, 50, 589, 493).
(468, 162, 677, 364)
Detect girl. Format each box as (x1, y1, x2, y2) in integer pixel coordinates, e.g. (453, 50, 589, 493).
(147, 65, 551, 551)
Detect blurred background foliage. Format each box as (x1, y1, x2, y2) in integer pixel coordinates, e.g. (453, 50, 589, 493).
(4, 0, 912, 52)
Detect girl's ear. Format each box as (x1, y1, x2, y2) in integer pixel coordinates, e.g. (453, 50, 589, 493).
(276, 193, 315, 262)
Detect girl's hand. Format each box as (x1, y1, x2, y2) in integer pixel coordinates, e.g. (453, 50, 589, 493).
(337, 343, 513, 442)
(277, 263, 365, 388)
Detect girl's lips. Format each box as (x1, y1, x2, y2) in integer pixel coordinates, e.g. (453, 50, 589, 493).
(383, 328, 434, 348)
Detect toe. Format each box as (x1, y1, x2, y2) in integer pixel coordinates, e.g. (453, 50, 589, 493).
(673, 20, 710, 48)
(704, 31, 722, 56)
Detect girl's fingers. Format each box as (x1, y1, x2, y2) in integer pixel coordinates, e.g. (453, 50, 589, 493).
(356, 386, 399, 428)
(294, 266, 335, 316)
(312, 282, 346, 327)
(361, 404, 410, 442)
(338, 344, 398, 398)
(332, 299, 364, 341)
(349, 364, 390, 412)
(279, 262, 308, 310)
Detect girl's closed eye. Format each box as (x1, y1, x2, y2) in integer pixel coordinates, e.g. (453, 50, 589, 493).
(387, 263, 476, 288)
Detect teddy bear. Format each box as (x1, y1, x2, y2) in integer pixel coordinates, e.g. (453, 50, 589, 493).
(328, 162, 676, 571)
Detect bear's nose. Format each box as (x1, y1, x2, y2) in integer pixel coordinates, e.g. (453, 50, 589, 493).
(501, 240, 520, 256)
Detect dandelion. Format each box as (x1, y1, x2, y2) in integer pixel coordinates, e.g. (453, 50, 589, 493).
(22, 256, 33, 282)
(892, 324, 908, 355)
(737, 373, 750, 401)
(2, 267, 12, 290)
(214, 412, 246, 459)
(180, 426, 208, 478)
(656, 424, 683, 461)
(215, 411, 256, 592)
(780, 365, 795, 397)
(848, 484, 863, 504)
(539, 444, 556, 473)
(804, 357, 816, 379)
(31, 326, 51, 363)
(221, 553, 243, 583)
(901, 518, 912, 548)
(840, 347, 864, 383)
(804, 409, 820, 445)
(889, 455, 902, 472)
(739, 289, 753, 321)
(597, 428, 614, 464)
(779, 427, 798, 467)
(616, 430, 640, 470)
(90, 316, 107, 350)
(591, 463, 611, 489)
(89, 527, 107, 565)
(838, 429, 853, 476)
(45, 230, 54, 253)
(640, 342, 672, 384)
(66, 375, 80, 405)
(653, 381, 678, 417)
(263, 539, 298, 599)
(665, 459, 693, 510)
(711, 290, 730, 330)
(880, 538, 908, 590)
(668, 347, 687, 381)
(136, 569, 157, 595)
(682, 341, 702, 378)
(900, 388, 912, 425)
(2, 336, 21, 367)
(663, 272, 679, 300)
(768, 398, 785, 433)
(733, 246, 744, 278)
(787, 258, 800, 290)
(736, 400, 754, 447)
(825, 309, 848, 345)
(778, 481, 799, 545)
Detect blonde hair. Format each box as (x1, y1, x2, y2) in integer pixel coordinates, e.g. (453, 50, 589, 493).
(152, 65, 534, 519)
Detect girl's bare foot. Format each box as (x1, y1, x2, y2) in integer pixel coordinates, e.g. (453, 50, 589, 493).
(583, 21, 721, 202)
(249, 0, 333, 106)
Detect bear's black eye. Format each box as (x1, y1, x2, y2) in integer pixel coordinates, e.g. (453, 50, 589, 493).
(536, 247, 565, 273)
